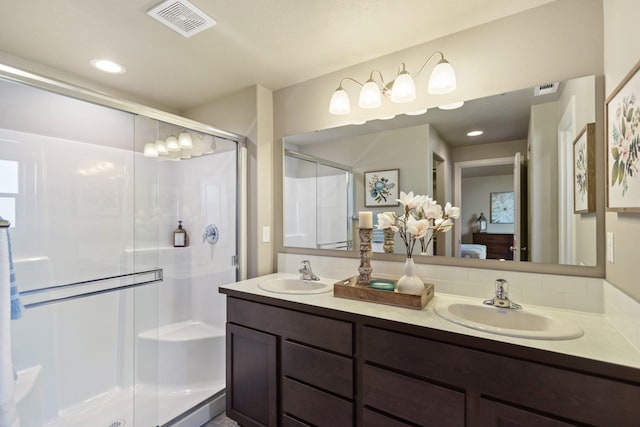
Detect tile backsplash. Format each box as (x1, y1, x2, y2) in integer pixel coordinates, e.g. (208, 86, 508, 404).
(278, 253, 604, 313)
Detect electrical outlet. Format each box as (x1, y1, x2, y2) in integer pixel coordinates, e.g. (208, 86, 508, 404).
(607, 232, 614, 264)
(262, 226, 270, 243)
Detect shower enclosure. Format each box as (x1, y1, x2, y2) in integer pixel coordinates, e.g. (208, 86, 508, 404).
(283, 150, 353, 250)
(0, 68, 243, 426)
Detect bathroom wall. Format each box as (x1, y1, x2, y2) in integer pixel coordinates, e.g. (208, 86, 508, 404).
(603, 0, 640, 301)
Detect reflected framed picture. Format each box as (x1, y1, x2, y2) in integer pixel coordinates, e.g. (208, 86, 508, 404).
(606, 58, 640, 212)
(573, 123, 596, 214)
(490, 191, 514, 224)
(364, 169, 399, 207)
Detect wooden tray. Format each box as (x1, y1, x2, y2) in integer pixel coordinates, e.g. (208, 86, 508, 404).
(333, 276, 434, 310)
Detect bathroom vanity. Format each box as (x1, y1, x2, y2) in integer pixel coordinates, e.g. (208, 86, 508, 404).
(220, 274, 640, 427)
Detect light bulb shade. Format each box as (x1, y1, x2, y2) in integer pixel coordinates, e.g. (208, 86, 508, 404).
(203, 139, 216, 154)
(190, 140, 204, 156)
(390, 71, 416, 103)
(166, 136, 180, 152)
(143, 142, 159, 157)
(155, 139, 168, 155)
(428, 60, 457, 95)
(358, 80, 381, 109)
(406, 108, 428, 116)
(178, 132, 193, 149)
(438, 101, 464, 110)
(329, 88, 350, 115)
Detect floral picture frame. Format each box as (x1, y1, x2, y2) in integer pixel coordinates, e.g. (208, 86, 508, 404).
(606, 58, 640, 212)
(490, 191, 514, 224)
(573, 123, 596, 214)
(364, 169, 399, 207)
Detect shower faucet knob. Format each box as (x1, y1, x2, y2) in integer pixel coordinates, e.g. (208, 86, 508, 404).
(203, 224, 219, 244)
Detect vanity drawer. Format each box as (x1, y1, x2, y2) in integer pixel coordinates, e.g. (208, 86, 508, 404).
(363, 326, 640, 426)
(227, 297, 352, 355)
(363, 364, 465, 426)
(282, 340, 353, 398)
(283, 377, 353, 427)
(363, 408, 413, 426)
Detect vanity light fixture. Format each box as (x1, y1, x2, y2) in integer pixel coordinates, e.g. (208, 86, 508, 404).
(155, 139, 169, 155)
(467, 130, 484, 137)
(178, 131, 193, 149)
(165, 135, 180, 152)
(438, 101, 465, 110)
(406, 108, 428, 116)
(90, 59, 126, 74)
(328, 51, 456, 115)
(143, 142, 159, 157)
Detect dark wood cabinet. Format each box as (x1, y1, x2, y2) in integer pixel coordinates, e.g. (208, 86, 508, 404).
(226, 323, 277, 427)
(362, 364, 464, 426)
(226, 297, 354, 427)
(478, 398, 576, 427)
(473, 232, 514, 260)
(222, 290, 640, 427)
(362, 325, 640, 426)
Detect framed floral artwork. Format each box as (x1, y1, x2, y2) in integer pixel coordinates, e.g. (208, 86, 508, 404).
(573, 123, 596, 214)
(364, 169, 399, 207)
(490, 191, 514, 224)
(606, 58, 640, 212)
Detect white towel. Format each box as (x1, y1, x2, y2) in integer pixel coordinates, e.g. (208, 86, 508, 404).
(0, 228, 19, 427)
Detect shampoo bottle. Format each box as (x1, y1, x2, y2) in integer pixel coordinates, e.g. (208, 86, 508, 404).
(173, 221, 188, 247)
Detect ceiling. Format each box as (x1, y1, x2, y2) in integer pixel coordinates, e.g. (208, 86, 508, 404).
(0, 0, 554, 112)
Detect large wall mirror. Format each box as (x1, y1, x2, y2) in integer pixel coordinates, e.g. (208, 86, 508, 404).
(281, 74, 604, 275)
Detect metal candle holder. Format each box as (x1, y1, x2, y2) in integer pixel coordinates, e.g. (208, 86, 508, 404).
(357, 227, 373, 285)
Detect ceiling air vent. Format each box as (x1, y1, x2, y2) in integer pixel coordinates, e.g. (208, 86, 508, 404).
(534, 82, 560, 97)
(147, 0, 216, 38)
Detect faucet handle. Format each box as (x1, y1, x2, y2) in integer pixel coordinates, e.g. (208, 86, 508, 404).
(495, 278, 508, 298)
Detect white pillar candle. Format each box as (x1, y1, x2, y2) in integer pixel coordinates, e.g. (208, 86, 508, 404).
(359, 211, 373, 228)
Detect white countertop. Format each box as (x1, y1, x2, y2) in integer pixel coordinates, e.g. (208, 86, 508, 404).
(220, 273, 640, 371)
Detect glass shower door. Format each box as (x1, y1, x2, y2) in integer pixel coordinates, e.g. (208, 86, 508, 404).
(133, 115, 238, 425)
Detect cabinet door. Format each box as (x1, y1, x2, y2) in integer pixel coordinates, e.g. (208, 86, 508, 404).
(226, 323, 277, 427)
(478, 399, 577, 427)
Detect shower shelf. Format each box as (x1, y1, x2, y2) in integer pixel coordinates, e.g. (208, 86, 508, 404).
(18, 269, 163, 309)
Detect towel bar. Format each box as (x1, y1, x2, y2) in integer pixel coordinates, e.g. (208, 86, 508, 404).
(18, 268, 163, 309)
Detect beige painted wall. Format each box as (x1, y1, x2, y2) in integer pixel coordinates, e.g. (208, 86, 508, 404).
(183, 85, 275, 278)
(559, 75, 599, 267)
(603, 0, 640, 300)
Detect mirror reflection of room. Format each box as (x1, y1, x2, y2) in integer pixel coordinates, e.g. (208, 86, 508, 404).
(283, 74, 598, 267)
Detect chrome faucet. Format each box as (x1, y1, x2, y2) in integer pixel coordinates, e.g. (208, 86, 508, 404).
(299, 260, 320, 281)
(483, 279, 522, 309)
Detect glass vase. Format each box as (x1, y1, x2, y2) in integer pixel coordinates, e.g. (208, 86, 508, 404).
(396, 257, 424, 294)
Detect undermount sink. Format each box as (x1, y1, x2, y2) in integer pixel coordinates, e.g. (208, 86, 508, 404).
(434, 302, 583, 340)
(258, 277, 333, 295)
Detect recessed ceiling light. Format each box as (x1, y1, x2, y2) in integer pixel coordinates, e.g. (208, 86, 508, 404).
(378, 115, 396, 120)
(91, 59, 126, 74)
(438, 101, 464, 110)
(467, 130, 484, 137)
